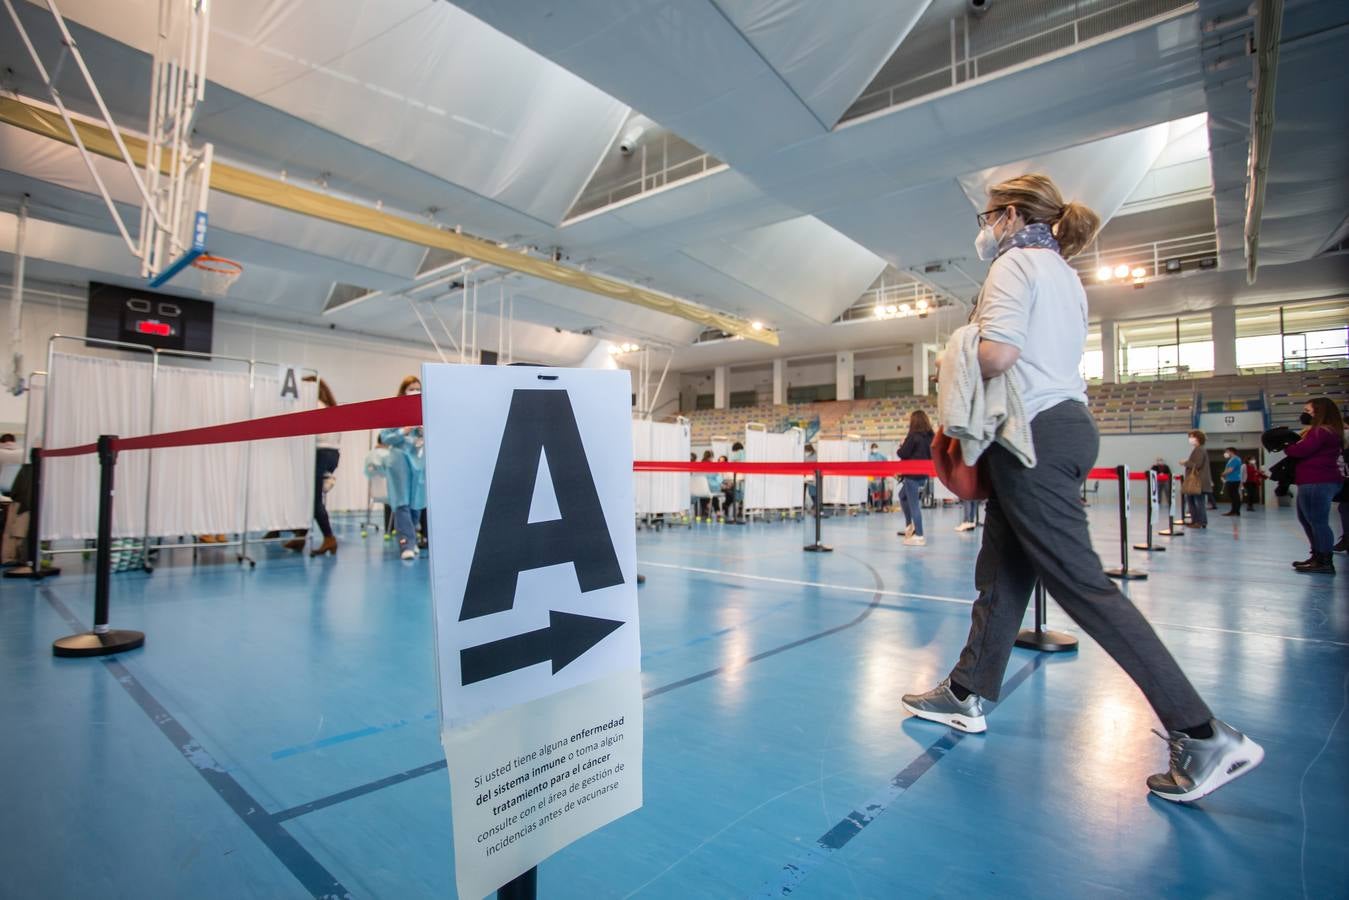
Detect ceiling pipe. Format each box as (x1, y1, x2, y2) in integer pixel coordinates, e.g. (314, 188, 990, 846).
(1244, 0, 1284, 284)
(0, 95, 777, 345)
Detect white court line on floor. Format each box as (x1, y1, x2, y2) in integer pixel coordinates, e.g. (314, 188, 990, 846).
(642, 561, 1349, 648)
(1148, 620, 1349, 649)
(641, 561, 975, 606)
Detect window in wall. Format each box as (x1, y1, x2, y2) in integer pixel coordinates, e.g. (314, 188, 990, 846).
(1118, 314, 1213, 381)
(1080, 325, 1103, 382)
(1236, 300, 1349, 373)
(729, 390, 758, 408)
(695, 393, 715, 410)
(788, 384, 836, 403)
(861, 377, 915, 398)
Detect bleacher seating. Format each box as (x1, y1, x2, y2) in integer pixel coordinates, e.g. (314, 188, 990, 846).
(680, 369, 1348, 441)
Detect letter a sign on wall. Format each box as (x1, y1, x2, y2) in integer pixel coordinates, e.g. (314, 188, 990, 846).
(421, 365, 642, 899)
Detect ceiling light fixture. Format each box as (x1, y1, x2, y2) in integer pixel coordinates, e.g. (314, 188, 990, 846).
(1096, 266, 1113, 282)
(1113, 264, 1130, 279)
(751, 321, 764, 331)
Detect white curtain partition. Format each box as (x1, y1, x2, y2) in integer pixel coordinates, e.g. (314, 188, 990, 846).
(41, 352, 315, 540)
(744, 428, 803, 511)
(632, 419, 690, 516)
(817, 439, 867, 505)
(328, 429, 376, 515)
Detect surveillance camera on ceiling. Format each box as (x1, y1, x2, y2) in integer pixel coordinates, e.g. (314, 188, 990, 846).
(617, 116, 652, 155)
(967, 0, 992, 14)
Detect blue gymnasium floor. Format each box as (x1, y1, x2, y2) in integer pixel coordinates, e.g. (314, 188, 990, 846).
(2, 502, 1346, 899)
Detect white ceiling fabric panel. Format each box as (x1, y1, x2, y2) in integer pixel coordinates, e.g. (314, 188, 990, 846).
(680, 216, 887, 324)
(453, 0, 825, 165)
(0, 125, 426, 284)
(45, 0, 631, 225)
(1202, 0, 1349, 268)
(956, 122, 1171, 231)
(712, 0, 933, 127)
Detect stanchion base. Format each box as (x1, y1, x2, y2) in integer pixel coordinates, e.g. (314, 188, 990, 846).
(1157, 529, 1184, 537)
(803, 543, 833, 553)
(53, 629, 145, 658)
(1014, 628, 1078, 652)
(1105, 568, 1148, 580)
(3, 565, 61, 579)
(1132, 543, 1166, 552)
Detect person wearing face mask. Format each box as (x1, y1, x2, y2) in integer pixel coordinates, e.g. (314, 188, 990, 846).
(1181, 430, 1211, 528)
(1283, 397, 1345, 574)
(1220, 447, 1243, 517)
(379, 376, 427, 561)
(902, 174, 1262, 804)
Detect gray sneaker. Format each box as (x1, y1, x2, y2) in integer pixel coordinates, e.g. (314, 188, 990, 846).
(1147, 718, 1264, 803)
(901, 679, 987, 733)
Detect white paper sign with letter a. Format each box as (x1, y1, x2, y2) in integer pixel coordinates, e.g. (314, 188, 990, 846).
(421, 364, 642, 900)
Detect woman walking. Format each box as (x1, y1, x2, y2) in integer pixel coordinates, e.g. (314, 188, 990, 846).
(1284, 397, 1344, 574)
(901, 173, 1261, 803)
(283, 378, 340, 556)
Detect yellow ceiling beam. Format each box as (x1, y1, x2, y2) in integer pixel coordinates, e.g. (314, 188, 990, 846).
(0, 95, 777, 345)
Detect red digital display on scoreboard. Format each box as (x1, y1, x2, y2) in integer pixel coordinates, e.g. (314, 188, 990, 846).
(134, 320, 174, 337)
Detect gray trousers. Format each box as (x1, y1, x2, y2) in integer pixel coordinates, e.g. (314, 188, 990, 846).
(949, 401, 1212, 732)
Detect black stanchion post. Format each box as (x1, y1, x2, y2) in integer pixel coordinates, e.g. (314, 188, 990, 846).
(52, 436, 145, 658)
(1157, 471, 1184, 537)
(1105, 465, 1147, 581)
(803, 468, 832, 552)
(1133, 469, 1165, 553)
(498, 866, 537, 900)
(4, 446, 61, 580)
(1014, 581, 1078, 652)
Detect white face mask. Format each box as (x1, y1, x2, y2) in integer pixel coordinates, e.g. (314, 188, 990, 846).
(1189, 438, 1198, 446)
(407, 388, 421, 396)
(974, 225, 1000, 261)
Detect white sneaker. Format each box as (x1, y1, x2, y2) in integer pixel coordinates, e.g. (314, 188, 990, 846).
(903, 535, 926, 546)
(904, 523, 916, 538)
(400, 549, 417, 561)
(954, 522, 975, 532)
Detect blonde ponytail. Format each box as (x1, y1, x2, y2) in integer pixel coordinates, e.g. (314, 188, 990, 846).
(1053, 201, 1100, 259)
(988, 173, 1101, 260)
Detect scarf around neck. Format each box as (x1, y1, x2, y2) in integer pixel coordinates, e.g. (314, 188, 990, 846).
(997, 221, 1060, 258)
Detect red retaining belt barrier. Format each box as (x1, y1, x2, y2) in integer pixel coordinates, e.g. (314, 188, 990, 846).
(37, 396, 1161, 481)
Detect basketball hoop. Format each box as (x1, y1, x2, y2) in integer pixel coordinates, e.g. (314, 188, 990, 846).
(191, 254, 243, 297)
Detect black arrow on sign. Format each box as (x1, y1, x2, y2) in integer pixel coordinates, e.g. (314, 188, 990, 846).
(460, 611, 625, 686)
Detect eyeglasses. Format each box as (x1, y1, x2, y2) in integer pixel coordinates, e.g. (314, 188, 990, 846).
(975, 207, 1007, 229)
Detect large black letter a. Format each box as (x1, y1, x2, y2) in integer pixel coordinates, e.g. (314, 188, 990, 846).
(280, 367, 299, 399)
(460, 390, 623, 621)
